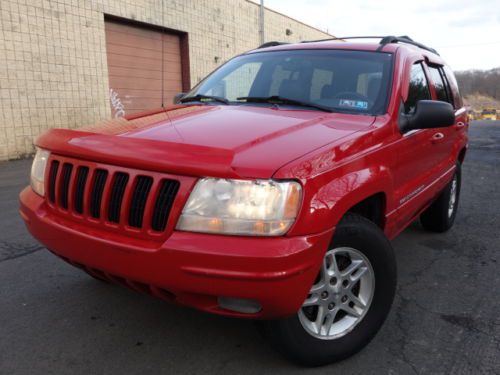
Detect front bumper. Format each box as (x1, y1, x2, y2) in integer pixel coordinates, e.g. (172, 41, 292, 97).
(20, 187, 333, 319)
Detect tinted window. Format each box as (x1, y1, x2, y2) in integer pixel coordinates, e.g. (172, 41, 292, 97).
(428, 66, 450, 103)
(189, 50, 394, 115)
(404, 63, 431, 114)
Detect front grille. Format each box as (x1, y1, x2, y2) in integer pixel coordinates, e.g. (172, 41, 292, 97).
(59, 163, 73, 209)
(90, 169, 108, 218)
(152, 180, 180, 231)
(128, 176, 153, 228)
(46, 157, 180, 235)
(74, 167, 89, 214)
(108, 172, 129, 223)
(48, 160, 60, 203)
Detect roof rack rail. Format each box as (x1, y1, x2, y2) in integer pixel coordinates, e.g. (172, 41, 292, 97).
(301, 36, 386, 43)
(378, 35, 439, 55)
(258, 41, 289, 49)
(300, 35, 439, 55)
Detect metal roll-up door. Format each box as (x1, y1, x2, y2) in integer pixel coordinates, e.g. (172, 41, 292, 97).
(105, 20, 184, 117)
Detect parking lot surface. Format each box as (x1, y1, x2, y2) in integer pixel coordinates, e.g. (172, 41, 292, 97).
(1, 121, 499, 374)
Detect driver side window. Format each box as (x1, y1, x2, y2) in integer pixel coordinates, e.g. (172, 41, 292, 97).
(404, 63, 431, 114)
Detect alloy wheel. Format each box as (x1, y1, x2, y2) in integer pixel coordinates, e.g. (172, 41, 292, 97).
(448, 175, 458, 218)
(298, 247, 375, 340)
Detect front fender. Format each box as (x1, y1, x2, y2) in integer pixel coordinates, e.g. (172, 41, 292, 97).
(287, 165, 394, 236)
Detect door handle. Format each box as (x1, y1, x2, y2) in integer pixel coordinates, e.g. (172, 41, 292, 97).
(455, 121, 466, 130)
(431, 132, 445, 144)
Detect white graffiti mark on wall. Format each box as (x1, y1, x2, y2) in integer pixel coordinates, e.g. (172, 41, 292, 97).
(109, 89, 126, 118)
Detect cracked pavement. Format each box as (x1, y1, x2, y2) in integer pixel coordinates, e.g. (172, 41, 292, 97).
(0, 121, 499, 374)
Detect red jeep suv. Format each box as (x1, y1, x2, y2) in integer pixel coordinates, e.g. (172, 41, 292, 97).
(20, 36, 468, 366)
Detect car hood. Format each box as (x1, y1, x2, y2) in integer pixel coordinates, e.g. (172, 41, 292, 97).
(37, 105, 375, 179)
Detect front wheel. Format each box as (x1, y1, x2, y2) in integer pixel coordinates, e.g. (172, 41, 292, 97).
(260, 213, 397, 366)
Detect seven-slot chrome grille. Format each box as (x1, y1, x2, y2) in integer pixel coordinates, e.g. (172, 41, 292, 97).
(46, 155, 181, 237)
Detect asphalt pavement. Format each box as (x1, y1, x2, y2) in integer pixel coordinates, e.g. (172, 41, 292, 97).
(1, 121, 499, 374)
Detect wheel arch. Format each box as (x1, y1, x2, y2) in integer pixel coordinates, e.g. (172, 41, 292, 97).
(346, 192, 387, 229)
(289, 166, 394, 236)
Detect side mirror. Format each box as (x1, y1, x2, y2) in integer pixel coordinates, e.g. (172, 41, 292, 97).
(400, 100, 455, 132)
(173, 92, 186, 104)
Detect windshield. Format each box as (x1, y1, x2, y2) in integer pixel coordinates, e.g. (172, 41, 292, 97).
(187, 49, 393, 115)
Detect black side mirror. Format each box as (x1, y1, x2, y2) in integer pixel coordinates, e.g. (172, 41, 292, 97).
(173, 92, 186, 104)
(400, 100, 455, 132)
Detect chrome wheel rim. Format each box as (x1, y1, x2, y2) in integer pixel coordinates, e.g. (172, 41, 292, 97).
(448, 175, 458, 218)
(299, 247, 375, 340)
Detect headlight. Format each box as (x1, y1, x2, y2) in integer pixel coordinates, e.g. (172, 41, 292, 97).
(176, 178, 302, 236)
(30, 148, 50, 196)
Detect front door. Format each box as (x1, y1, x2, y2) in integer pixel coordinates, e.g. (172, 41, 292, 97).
(391, 61, 437, 225)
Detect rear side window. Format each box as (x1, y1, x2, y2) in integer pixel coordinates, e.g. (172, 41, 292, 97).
(442, 65, 463, 109)
(428, 66, 451, 103)
(404, 63, 431, 114)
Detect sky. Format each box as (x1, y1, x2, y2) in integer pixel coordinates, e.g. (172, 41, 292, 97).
(258, 0, 500, 71)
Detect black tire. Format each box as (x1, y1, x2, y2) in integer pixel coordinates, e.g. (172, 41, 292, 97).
(260, 213, 397, 367)
(420, 162, 461, 233)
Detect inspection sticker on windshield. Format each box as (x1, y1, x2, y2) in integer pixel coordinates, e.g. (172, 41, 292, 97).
(339, 99, 368, 109)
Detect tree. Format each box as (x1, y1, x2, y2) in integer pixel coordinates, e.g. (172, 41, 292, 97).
(455, 67, 500, 100)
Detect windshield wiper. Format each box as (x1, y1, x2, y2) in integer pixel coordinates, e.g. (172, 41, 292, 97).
(180, 94, 229, 105)
(237, 96, 333, 113)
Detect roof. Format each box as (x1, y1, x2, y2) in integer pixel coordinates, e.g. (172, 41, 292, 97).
(247, 39, 445, 65)
(251, 35, 440, 57)
(248, 41, 400, 53)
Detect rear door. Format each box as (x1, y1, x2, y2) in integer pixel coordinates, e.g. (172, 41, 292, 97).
(442, 65, 468, 149)
(425, 64, 459, 173)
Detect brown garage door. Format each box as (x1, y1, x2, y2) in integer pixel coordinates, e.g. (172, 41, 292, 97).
(105, 20, 185, 117)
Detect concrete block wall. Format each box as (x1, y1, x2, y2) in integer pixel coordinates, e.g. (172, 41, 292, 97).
(0, 0, 331, 160)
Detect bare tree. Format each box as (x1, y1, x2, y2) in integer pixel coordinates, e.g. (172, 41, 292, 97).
(455, 67, 500, 100)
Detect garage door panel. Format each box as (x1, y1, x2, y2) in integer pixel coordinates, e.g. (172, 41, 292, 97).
(105, 20, 184, 117)
(163, 76, 183, 86)
(163, 86, 184, 98)
(106, 33, 161, 49)
(109, 76, 182, 92)
(107, 39, 181, 60)
(110, 89, 163, 99)
(106, 43, 166, 61)
(108, 66, 181, 80)
(162, 88, 183, 105)
(109, 77, 182, 91)
(163, 53, 182, 63)
(105, 30, 163, 50)
(107, 53, 163, 71)
(105, 22, 162, 40)
(109, 77, 163, 91)
(116, 97, 164, 109)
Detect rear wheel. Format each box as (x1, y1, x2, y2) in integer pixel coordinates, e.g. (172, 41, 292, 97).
(420, 162, 461, 232)
(260, 213, 396, 366)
